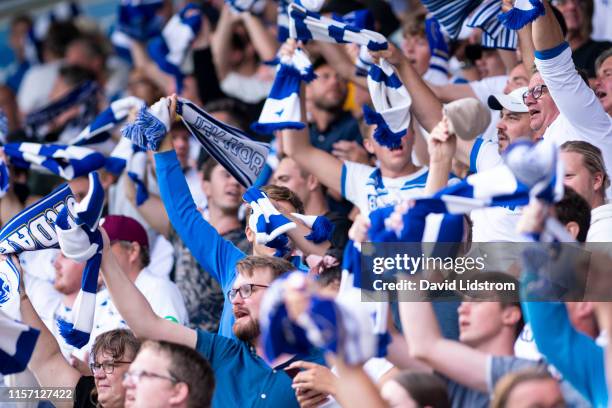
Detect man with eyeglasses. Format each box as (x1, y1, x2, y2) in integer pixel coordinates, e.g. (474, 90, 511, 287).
(122, 340, 215, 408)
(525, 0, 612, 196)
(99, 237, 325, 408)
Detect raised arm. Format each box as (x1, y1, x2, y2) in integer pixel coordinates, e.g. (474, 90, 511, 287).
(211, 5, 237, 81)
(14, 256, 81, 388)
(531, 0, 611, 143)
(124, 176, 171, 238)
(398, 288, 489, 392)
(99, 229, 197, 347)
(154, 147, 245, 287)
(371, 44, 443, 133)
(239, 12, 278, 63)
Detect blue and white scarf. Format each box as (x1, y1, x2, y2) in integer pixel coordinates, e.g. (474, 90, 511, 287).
(0, 310, 40, 375)
(243, 187, 296, 245)
(0, 109, 8, 144)
(54, 172, 104, 348)
(425, 16, 450, 76)
(0, 159, 9, 199)
(419, 0, 481, 40)
(332, 9, 376, 77)
(3, 143, 107, 180)
(25, 81, 99, 139)
(260, 271, 382, 365)
(363, 60, 412, 149)
(226, 0, 267, 14)
(252, 49, 316, 134)
(177, 99, 270, 187)
(72, 96, 145, 147)
(127, 149, 149, 206)
(288, 3, 387, 51)
(466, 0, 518, 50)
(291, 213, 333, 244)
(147, 3, 202, 91)
(277, 0, 290, 43)
(0, 184, 74, 308)
(116, 0, 164, 41)
(121, 97, 271, 187)
(498, 0, 545, 31)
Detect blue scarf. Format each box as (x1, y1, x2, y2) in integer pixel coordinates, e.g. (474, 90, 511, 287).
(147, 3, 202, 92)
(4, 143, 107, 180)
(25, 81, 99, 139)
(116, 0, 164, 41)
(252, 48, 316, 134)
(0, 310, 40, 375)
(54, 172, 105, 348)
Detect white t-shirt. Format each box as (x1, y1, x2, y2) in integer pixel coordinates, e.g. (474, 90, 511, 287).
(587, 203, 612, 242)
(221, 72, 273, 104)
(536, 45, 612, 197)
(468, 139, 526, 242)
(341, 161, 430, 215)
(592, 0, 612, 42)
(17, 61, 61, 114)
(469, 75, 507, 142)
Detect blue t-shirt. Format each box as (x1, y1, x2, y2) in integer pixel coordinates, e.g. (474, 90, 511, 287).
(309, 111, 362, 153)
(196, 329, 325, 408)
(156, 151, 246, 339)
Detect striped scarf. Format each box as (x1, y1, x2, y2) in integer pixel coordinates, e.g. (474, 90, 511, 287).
(0, 310, 40, 375)
(3, 143, 107, 180)
(54, 172, 105, 347)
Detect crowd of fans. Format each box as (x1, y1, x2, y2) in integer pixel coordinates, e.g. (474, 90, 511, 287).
(0, 0, 611, 407)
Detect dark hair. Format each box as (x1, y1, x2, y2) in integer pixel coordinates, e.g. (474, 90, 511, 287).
(141, 340, 215, 408)
(402, 10, 427, 38)
(68, 33, 109, 63)
(10, 14, 32, 28)
(261, 184, 305, 214)
(236, 255, 295, 280)
(43, 21, 81, 58)
(58, 64, 97, 88)
(460, 272, 524, 339)
(491, 367, 558, 408)
(311, 55, 329, 72)
(392, 371, 451, 408)
(201, 157, 221, 181)
(117, 241, 151, 269)
(318, 265, 342, 288)
(554, 187, 591, 242)
(203, 98, 250, 131)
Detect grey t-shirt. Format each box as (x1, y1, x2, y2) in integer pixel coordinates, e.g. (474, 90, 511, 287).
(446, 356, 591, 408)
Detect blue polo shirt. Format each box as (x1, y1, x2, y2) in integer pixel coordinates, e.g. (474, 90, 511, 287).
(196, 329, 325, 408)
(309, 111, 362, 153)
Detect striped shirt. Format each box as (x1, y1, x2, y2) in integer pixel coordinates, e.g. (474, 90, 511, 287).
(341, 161, 431, 215)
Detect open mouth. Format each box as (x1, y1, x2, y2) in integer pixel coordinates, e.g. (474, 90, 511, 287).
(389, 144, 404, 152)
(528, 108, 540, 117)
(596, 90, 607, 100)
(233, 308, 249, 318)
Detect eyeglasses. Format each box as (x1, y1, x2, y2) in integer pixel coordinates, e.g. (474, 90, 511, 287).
(89, 360, 132, 375)
(522, 84, 548, 104)
(228, 283, 269, 301)
(123, 370, 178, 385)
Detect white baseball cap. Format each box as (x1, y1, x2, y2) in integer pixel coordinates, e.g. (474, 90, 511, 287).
(487, 86, 529, 113)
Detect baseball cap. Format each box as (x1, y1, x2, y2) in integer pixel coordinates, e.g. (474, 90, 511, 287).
(101, 215, 149, 249)
(487, 87, 529, 113)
